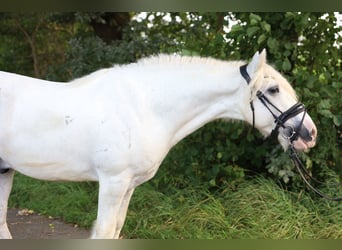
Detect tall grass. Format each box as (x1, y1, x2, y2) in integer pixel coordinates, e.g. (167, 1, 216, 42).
(8, 173, 342, 239)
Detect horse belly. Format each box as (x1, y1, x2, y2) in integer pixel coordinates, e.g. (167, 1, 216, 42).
(0, 123, 99, 181)
(13, 161, 98, 181)
(1, 140, 98, 181)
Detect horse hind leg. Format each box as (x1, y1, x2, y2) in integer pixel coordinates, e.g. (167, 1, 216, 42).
(0, 169, 15, 239)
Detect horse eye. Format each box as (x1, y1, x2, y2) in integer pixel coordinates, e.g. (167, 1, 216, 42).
(267, 86, 279, 95)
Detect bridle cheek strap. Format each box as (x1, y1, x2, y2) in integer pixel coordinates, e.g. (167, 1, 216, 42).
(240, 64, 255, 127)
(240, 64, 306, 141)
(257, 92, 307, 142)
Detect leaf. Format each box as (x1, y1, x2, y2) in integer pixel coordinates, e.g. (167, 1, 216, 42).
(257, 34, 267, 45)
(230, 24, 243, 33)
(318, 109, 333, 118)
(318, 99, 331, 109)
(267, 37, 278, 50)
(284, 42, 293, 50)
(261, 21, 271, 32)
(216, 152, 223, 159)
(247, 26, 260, 37)
(333, 115, 342, 126)
(209, 179, 216, 187)
(249, 13, 262, 25)
(282, 58, 292, 71)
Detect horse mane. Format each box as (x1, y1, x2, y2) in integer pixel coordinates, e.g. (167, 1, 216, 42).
(70, 54, 297, 102)
(135, 54, 244, 70)
(137, 55, 297, 101)
(69, 68, 112, 86)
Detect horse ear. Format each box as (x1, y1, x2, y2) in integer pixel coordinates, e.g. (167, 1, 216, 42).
(247, 49, 267, 76)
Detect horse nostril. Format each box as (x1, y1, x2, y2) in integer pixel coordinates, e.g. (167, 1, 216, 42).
(311, 127, 317, 139)
(297, 124, 315, 142)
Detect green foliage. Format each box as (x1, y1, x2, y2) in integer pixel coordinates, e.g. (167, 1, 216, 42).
(0, 13, 74, 78)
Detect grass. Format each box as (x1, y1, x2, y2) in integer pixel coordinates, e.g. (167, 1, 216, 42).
(9, 174, 98, 228)
(8, 172, 342, 239)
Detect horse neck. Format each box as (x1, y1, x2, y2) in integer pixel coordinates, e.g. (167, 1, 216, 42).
(135, 58, 247, 146)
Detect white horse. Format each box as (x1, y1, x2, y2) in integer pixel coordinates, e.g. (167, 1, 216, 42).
(0, 49, 317, 239)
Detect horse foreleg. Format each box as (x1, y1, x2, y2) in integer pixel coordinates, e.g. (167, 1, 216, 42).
(0, 169, 14, 239)
(90, 174, 131, 239)
(113, 188, 135, 239)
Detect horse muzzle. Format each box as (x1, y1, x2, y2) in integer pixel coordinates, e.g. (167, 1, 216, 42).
(287, 116, 317, 151)
(264, 99, 317, 151)
(280, 111, 317, 151)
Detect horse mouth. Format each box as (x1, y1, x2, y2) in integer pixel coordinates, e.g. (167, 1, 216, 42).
(284, 117, 317, 151)
(292, 137, 316, 151)
(279, 124, 317, 151)
(294, 123, 317, 151)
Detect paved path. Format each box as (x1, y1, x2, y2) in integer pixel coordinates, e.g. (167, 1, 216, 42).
(7, 208, 90, 239)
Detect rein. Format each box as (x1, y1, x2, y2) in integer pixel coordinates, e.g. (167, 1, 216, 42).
(240, 64, 342, 201)
(289, 145, 342, 201)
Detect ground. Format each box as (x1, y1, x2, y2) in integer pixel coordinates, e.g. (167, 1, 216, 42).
(7, 208, 90, 239)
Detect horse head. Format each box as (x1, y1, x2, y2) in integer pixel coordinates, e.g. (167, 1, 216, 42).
(241, 49, 317, 151)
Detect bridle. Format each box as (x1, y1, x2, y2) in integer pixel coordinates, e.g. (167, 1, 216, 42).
(240, 64, 342, 201)
(240, 64, 308, 142)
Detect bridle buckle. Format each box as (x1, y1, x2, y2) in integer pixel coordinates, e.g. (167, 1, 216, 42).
(282, 126, 296, 141)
